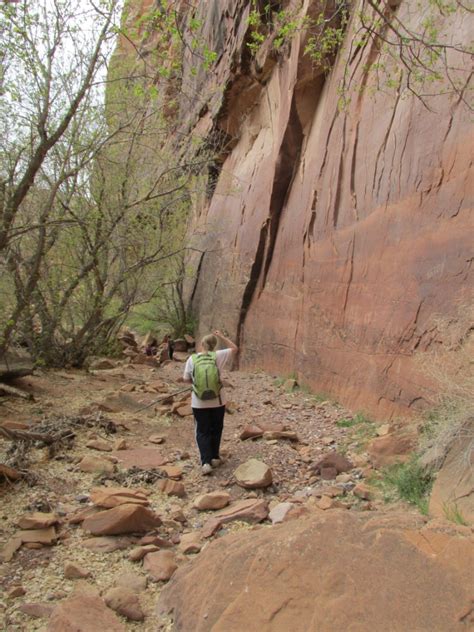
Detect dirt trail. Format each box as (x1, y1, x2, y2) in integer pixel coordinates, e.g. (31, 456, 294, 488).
(0, 358, 465, 631)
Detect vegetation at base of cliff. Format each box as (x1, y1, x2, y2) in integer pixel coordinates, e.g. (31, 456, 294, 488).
(0, 0, 218, 366)
(372, 458, 434, 514)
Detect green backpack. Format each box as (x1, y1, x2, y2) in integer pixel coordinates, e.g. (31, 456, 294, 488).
(192, 352, 222, 400)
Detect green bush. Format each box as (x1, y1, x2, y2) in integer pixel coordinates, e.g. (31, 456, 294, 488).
(378, 458, 434, 514)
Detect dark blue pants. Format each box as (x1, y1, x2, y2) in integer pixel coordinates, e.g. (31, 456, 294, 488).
(193, 406, 225, 465)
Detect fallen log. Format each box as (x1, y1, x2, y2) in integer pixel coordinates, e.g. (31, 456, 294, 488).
(0, 382, 34, 400)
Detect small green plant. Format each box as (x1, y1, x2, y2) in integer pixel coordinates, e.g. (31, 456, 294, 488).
(336, 417, 358, 428)
(443, 503, 468, 526)
(376, 458, 434, 514)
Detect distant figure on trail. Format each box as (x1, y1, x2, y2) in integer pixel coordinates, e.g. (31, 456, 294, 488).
(144, 337, 158, 356)
(164, 334, 175, 360)
(182, 330, 238, 475)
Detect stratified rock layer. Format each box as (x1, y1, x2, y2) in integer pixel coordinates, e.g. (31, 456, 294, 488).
(157, 511, 473, 631)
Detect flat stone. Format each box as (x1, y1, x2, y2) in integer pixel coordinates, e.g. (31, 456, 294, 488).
(353, 483, 373, 501)
(7, 585, 26, 598)
(90, 486, 149, 509)
(143, 550, 178, 582)
(110, 448, 169, 469)
(18, 512, 59, 530)
(202, 499, 269, 538)
(193, 491, 231, 511)
(113, 439, 128, 450)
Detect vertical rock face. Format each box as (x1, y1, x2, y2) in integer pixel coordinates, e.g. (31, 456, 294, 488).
(184, 0, 473, 418)
(120, 0, 472, 418)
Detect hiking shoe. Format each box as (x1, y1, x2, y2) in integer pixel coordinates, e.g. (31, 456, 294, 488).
(211, 458, 223, 468)
(201, 463, 212, 475)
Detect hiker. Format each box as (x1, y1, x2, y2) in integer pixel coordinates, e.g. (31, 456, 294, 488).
(182, 330, 238, 475)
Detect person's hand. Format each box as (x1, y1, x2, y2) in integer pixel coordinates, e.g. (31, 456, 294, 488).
(213, 329, 223, 338)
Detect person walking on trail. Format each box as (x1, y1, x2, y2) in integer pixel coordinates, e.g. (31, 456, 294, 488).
(182, 330, 238, 475)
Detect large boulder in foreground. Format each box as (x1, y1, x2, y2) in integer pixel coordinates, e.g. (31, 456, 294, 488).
(157, 511, 473, 632)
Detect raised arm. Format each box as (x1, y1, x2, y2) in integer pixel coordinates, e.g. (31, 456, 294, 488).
(214, 330, 238, 353)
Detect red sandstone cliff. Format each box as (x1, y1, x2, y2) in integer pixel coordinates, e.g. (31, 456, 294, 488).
(180, 0, 473, 419)
(121, 0, 473, 419)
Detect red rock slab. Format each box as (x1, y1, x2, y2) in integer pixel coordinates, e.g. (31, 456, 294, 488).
(18, 512, 59, 529)
(1, 527, 57, 562)
(104, 587, 145, 622)
(201, 499, 269, 538)
(239, 425, 264, 440)
(82, 504, 162, 536)
(193, 491, 231, 511)
(86, 439, 113, 452)
(47, 586, 126, 632)
(143, 550, 177, 582)
(90, 486, 149, 509)
(110, 448, 169, 469)
(367, 433, 416, 468)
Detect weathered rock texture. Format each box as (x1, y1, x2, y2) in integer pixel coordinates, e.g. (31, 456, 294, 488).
(182, 1, 473, 418)
(121, 0, 473, 418)
(157, 511, 473, 631)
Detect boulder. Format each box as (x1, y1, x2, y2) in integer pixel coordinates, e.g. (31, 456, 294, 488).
(202, 499, 269, 538)
(82, 504, 161, 536)
(159, 465, 183, 479)
(143, 550, 178, 582)
(157, 511, 473, 632)
(149, 434, 166, 444)
(104, 587, 145, 622)
(234, 459, 272, 489)
(90, 486, 149, 509)
(193, 491, 231, 511)
(353, 483, 373, 501)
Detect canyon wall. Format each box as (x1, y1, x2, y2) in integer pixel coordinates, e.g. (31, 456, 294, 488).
(121, 0, 473, 419)
(182, 0, 473, 419)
